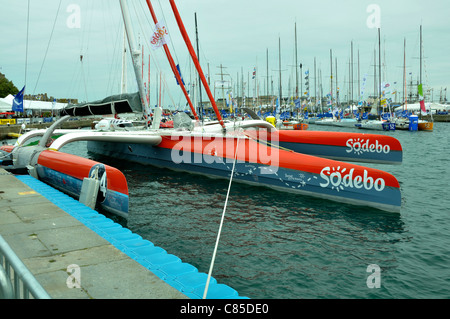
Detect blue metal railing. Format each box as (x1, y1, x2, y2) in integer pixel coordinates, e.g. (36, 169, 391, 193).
(0, 235, 51, 299)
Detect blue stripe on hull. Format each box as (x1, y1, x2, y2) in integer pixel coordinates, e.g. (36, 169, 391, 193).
(279, 142, 402, 165)
(36, 166, 129, 218)
(87, 141, 401, 213)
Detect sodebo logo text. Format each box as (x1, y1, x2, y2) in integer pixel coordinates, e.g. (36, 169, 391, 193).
(320, 167, 385, 192)
(346, 138, 390, 155)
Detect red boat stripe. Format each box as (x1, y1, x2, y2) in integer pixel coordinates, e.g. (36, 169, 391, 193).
(158, 136, 400, 188)
(0, 145, 14, 153)
(245, 130, 403, 152)
(37, 150, 128, 195)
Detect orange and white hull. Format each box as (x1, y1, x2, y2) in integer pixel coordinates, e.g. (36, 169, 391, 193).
(418, 121, 433, 131)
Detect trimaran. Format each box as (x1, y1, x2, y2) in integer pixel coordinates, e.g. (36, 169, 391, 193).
(1, 0, 404, 218)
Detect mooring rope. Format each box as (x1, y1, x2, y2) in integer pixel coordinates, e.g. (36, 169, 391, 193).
(203, 134, 241, 299)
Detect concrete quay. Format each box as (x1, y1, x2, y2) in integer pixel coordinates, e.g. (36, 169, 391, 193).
(0, 168, 187, 299)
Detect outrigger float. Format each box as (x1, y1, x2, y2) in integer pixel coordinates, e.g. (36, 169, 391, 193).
(0, 117, 129, 218)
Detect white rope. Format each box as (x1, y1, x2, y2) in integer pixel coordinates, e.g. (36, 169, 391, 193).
(203, 134, 241, 299)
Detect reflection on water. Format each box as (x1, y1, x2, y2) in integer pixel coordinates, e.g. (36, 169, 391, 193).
(88, 152, 407, 298)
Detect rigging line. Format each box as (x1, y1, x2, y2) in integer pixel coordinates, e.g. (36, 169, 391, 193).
(137, 0, 154, 31)
(32, 0, 63, 96)
(131, 0, 166, 102)
(80, 57, 89, 102)
(131, 1, 157, 74)
(105, 18, 123, 96)
(24, 0, 30, 91)
(203, 134, 242, 299)
(161, 73, 176, 106)
(157, 0, 180, 64)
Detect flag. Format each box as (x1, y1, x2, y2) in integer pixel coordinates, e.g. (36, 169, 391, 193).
(226, 91, 233, 113)
(275, 98, 280, 114)
(150, 21, 170, 50)
(418, 84, 427, 113)
(252, 67, 256, 79)
(12, 86, 25, 112)
(175, 64, 185, 85)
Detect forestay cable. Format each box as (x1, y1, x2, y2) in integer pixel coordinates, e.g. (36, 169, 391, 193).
(32, 0, 63, 96)
(203, 134, 241, 299)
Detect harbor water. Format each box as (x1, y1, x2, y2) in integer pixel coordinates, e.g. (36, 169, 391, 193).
(11, 122, 450, 299)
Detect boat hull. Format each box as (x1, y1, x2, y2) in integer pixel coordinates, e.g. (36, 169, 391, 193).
(245, 129, 403, 165)
(418, 121, 433, 131)
(355, 121, 396, 131)
(87, 135, 401, 213)
(36, 150, 129, 218)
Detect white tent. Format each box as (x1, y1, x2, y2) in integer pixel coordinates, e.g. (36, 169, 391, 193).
(0, 94, 14, 112)
(394, 102, 449, 114)
(0, 94, 67, 113)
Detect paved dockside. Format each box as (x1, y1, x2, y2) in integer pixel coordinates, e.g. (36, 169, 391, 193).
(0, 168, 187, 299)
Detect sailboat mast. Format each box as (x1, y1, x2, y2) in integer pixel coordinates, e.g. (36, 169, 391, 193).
(358, 49, 360, 103)
(330, 49, 333, 106)
(121, 28, 127, 94)
(168, 0, 225, 129)
(195, 12, 203, 121)
(420, 25, 422, 86)
(314, 57, 317, 112)
(144, 0, 199, 120)
(279, 37, 282, 111)
(378, 28, 382, 116)
(119, 0, 151, 127)
(335, 57, 338, 108)
(419, 24, 423, 118)
(266, 48, 269, 104)
(373, 49, 377, 113)
(295, 22, 298, 98)
(351, 41, 353, 106)
(403, 38, 407, 110)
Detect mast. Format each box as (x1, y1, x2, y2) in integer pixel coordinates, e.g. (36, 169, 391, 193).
(374, 49, 377, 113)
(121, 28, 127, 94)
(148, 54, 150, 104)
(351, 41, 353, 106)
(119, 0, 151, 127)
(378, 28, 382, 116)
(195, 12, 203, 121)
(314, 57, 317, 112)
(266, 48, 269, 105)
(330, 49, 333, 107)
(144, 0, 199, 120)
(168, 0, 225, 130)
(403, 38, 407, 111)
(279, 37, 282, 113)
(420, 25, 422, 87)
(358, 49, 360, 104)
(295, 22, 299, 98)
(335, 57, 338, 108)
(419, 24, 423, 117)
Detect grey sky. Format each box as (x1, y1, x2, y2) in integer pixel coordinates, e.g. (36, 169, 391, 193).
(1, 0, 449, 107)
